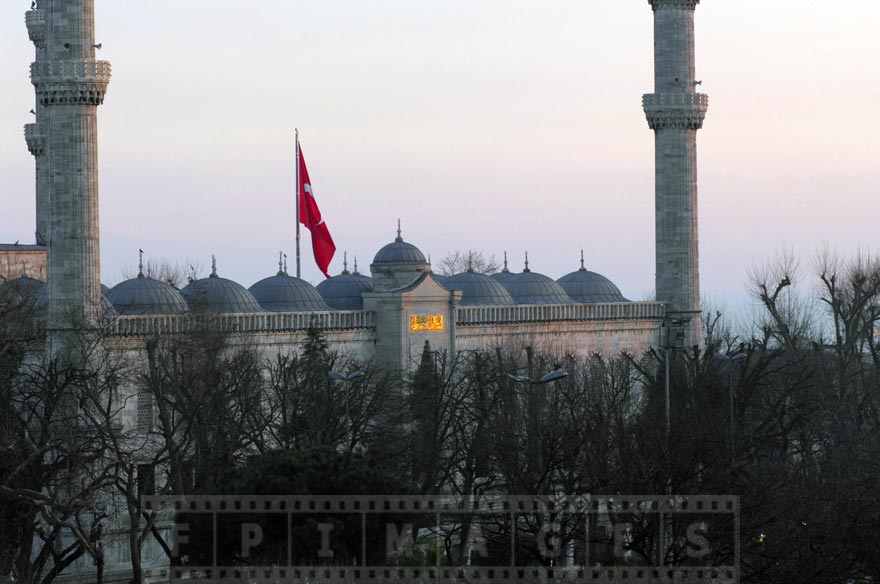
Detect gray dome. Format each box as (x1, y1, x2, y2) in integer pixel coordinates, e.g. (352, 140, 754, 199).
(30, 283, 117, 316)
(443, 270, 516, 306)
(558, 259, 629, 303)
(181, 271, 264, 314)
(2, 275, 45, 302)
(108, 274, 189, 316)
(316, 269, 373, 311)
(491, 269, 517, 287)
(504, 270, 575, 305)
(372, 234, 428, 267)
(249, 271, 330, 312)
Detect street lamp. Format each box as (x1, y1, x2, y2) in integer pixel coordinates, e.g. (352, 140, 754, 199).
(506, 369, 569, 385)
(714, 352, 747, 455)
(328, 370, 365, 450)
(328, 370, 365, 381)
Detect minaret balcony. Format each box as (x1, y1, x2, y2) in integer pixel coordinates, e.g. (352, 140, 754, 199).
(642, 92, 708, 130)
(25, 10, 47, 46)
(24, 123, 46, 156)
(31, 60, 112, 106)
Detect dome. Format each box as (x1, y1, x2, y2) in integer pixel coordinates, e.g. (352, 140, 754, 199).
(2, 275, 45, 303)
(317, 267, 373, 311)
(29, 284, 117, 316)
(249, 269, 330, 312)
(372, 236, 428, 267)
(490, 252, 517, 286)
(181, 262, 264, 314)
(557, 254, 629, 303)
(443, 270, 516, 306)
(108, 273, 189, 316)
(501, 255, 574, 305)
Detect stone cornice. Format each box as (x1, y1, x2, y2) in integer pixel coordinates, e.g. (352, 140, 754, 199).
(643, 92, 708, 130)
(25, 9, 46, 47)
(31, 60, 111, 106)
(24, 123, 45, 156)
(648, 0, 699, 10)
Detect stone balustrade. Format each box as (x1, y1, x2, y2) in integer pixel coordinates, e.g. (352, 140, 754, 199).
(456, 302, 665, 325)
(31, 60, 112, 105)
(24, 123, 45, 156)
(25, 9, 47, 45)
(108, 310, 377, 337)
(643, 92, 709, 130)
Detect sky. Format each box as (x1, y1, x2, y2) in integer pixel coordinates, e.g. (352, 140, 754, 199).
(1, 0, 878, 315)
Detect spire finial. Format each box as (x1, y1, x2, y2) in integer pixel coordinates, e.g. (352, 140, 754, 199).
(523, 251, 530, 273)
(278, 251, 285, 276)
(342, 251, 350, 275)
(210, 255, 218, 277)
(502, 251, 509, 273)
(353, 256, 359, 275)
(138, 249, 145, 278)
(580, 250, 586, 271)
(395, 219, 403, 242)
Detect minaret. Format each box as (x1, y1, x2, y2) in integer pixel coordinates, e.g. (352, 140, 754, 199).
(24, 3, 48, 245)
(643, 0, 707, 347)
(29, 0, 111, 337)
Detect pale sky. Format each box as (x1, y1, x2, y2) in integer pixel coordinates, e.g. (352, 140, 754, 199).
(1, 1, 878, 314)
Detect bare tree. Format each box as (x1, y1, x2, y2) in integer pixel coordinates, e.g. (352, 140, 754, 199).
(436, 250, 500, 276)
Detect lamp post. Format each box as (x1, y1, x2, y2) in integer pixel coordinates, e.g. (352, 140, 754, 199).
(713, 352, 746, 455)
(328, 370, 365, 450)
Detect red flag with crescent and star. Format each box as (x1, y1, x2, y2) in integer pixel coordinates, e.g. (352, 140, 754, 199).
(298, 143, 336, 278)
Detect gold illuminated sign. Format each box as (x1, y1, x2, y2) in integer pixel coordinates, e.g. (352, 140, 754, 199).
(410, 315, 444, 332)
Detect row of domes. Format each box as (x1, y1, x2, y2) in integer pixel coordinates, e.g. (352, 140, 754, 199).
(2, 235, 628, 316)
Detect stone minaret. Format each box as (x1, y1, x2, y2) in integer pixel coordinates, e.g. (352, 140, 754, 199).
(28, 0, 110, 336)
(24, 5, 48, 246)
(643, 0, 707, 347)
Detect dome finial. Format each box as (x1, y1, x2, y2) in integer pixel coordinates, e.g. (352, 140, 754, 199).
(579, 250, 586, 271)
(523, 251, 530, 273)
(342, 251, 350, 275)
(278, 251, 285, 276)
(210, 254, 218, 278)
(283, 253, 288, 275)
(502, 251, 509, 273)
(353, 255, 360, 275)
(467, 251, 474, 273)
(138, 248, 145, 278)
(395, 219, 403, 242)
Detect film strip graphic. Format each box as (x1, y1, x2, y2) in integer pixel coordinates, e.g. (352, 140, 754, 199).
(143, 494, 739, 584)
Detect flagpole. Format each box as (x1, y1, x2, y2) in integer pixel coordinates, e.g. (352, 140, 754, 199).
(295, 129, 302, 278)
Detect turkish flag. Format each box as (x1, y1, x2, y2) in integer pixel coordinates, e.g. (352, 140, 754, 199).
(298, 145, 336, 278)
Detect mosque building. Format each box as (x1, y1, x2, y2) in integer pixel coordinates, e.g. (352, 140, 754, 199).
(0, 1, 713, 580)
(3, 0, 708, 371)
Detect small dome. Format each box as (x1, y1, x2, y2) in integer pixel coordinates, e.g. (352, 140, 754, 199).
(372, 223, 428, 268)
(2, 275, 45, 302)
(29, 283, 117, 316)
(181, 262, 264, 314)
(443, 270, 516, 306)
(316, 268, 373, 311)
(372, 239, 428, 267)
(490, 252, 517, 286)
(108, 273, 189, 316)
(558, 256, 629, 303)
(503, 259, 575, 304)
(249, 270, 330, 312)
